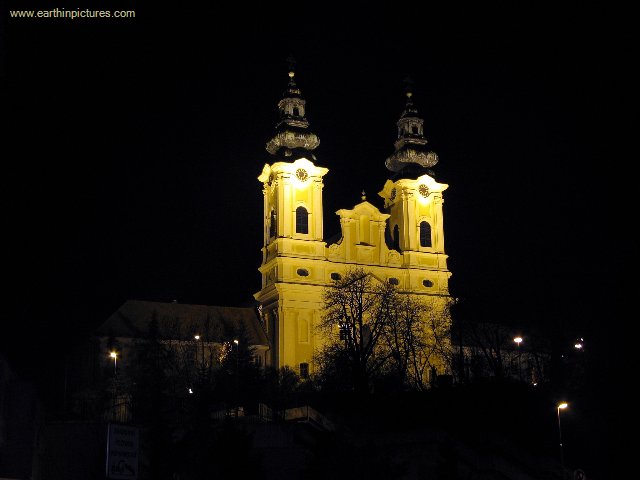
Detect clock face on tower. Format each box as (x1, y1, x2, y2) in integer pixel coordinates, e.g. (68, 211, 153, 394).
(295, 168, 308, 182)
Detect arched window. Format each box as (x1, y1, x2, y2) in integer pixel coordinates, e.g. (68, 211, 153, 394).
(269, 210, 277, 238)
(293, 107, 300, 116)
(296, 206, 308, 234)
(420, 221, 432, 247)
(393, 224, 400, 250)
(411, 125, 419, 134)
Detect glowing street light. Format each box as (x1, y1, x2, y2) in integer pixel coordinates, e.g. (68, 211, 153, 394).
(557, 402, 569, 477)
(233, 340, 240, 375)
(109, 351, 118, 375)
(194, 335, 204, 366)
(574, 343, 583, 349)
(513, 337, 523, 381)
(109, 351, 120, 415)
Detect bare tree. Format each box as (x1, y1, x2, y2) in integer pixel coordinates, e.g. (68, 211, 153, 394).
(382, 293, 427, 387)
(405, 298, 452, 390)
(318, 268, 453, 392)
(464, 321, 511, 379)
(383, 294, 453, 390)
(452, 317, 550, 384)
(318, 268, 396, 392)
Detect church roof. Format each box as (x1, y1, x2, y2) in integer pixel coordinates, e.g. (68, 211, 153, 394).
(97, 300, 268, 346)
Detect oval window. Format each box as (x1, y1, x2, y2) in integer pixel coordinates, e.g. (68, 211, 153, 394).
(330, 272, 342, 281)
(423, 279, 434, 288)
(297, 268, 309, 277)
(388, 278, 399, 285)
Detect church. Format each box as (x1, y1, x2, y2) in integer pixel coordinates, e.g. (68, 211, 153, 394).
(98, 65, 454, 384)
(254, 65, 453, 378)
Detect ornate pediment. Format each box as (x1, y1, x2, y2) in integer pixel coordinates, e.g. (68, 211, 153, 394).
(336, 201, 390, 223)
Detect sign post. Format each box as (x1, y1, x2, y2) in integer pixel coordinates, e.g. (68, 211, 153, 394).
(106, 423, 139, 479)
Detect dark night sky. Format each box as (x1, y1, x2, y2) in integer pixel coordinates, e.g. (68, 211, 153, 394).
(2, 5, 633, 382)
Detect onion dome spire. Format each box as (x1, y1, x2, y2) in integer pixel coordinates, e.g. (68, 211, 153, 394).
(385, 77, 439, 177)
(265, 57, 320, 160)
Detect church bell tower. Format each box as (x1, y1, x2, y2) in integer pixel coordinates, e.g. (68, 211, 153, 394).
(255, 61, 328, 371)
(379, 83, 449, 272)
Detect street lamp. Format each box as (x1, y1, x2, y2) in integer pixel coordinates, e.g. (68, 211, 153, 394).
(513, 337, 523, 381)
(233, 339, 239, 372)
(194, 335, 204, 367)
(109, 351, 120, 419)
(109, 351, 118, 375)
(557, 402, 568, 477)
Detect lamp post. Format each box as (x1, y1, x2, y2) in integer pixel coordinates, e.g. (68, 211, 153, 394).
(573, 338, 586, 387)
(557, 402, 568, 478)
(513, 337, 523, 381)
(109, 351, 119, 420)
(109, 351, 118, 376)
(194, 335, 204, 368)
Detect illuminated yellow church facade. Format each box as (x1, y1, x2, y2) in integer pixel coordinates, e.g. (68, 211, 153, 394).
(254, 69, 452, 378)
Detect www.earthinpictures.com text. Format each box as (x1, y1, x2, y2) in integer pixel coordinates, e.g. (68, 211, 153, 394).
(9, 8, 136, 19)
